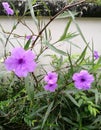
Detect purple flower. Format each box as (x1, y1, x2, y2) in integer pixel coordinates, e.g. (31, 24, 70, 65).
(94, 51, 99, 60)
(5, 47, 36, 77)
(44, 72, 58, 92)
(44, 72, 58, 84)
(72, 70, 94, 90)
(44, 83, 58, 92)
(26, 35, 36, 41)
(2, 2, 14, 15)
(2, 2, 9, 8)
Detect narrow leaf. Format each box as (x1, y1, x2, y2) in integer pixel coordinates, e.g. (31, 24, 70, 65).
(25, 75, 34, 102)
(68, 10, 91, 51)
(24, 38, 31, 50)
(65, 92, 80, 107)
(67, 52, 73, 73)
(57, 11, 78, 19)
(27, 0, 38, 25)
(59, 18, 72, 41)
(75, 45, 88, 64)
(43, 40, 67, 56)
(30, 105, 48, 118)
(42, 101, 54, 128)
(62, 117, 78, 126)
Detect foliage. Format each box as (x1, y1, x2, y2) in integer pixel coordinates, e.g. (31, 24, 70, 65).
(67, 0, 101, 5)
(86, 0, 101, 5)
(0, 0, 101, 130)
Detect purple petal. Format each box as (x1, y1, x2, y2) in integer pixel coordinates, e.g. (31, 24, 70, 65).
(6, 8, 14, 15)
(94, 51, 99, 59)
(26, 35, 36, 41)
(44, 84, 57, 92)
(72, 70, 94, 90)
(44, 72, 58, 84)
(5, 57, 17, 71)
(2, 2, 10, 8)
(2, 2, 14, 15)
(14, 67, 28, 77)
(5, 47, 37, 77)
(11, 47, 25, 58)
(26, 61, 37, 72)
(25, 50, 36, 60)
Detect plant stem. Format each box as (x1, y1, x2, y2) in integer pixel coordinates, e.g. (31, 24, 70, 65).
(31, 0, 86, 49)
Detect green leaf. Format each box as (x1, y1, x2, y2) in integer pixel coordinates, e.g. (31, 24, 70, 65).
(25, 75, 34, 102)
(89, 89, 100, 105)
(68, 10, 91, 51)
(67, 52, 73, 73)
(92, 115, 101, 124)
(61, 32, 78, 41)
(62, 117, 78, 126)
(34, 91, 48, 99)
(42, 101, 54, 128)
(29, 105, 48, 118)
(43, 40, 67, 56)
(57, 11, 78, 19)
(58, 18, 72, 41)
(91, 56, 101, 72)
(32, 0, 37, 5)
(75, 45, 88, 64)
(24, 37, 31, 50)
(65, 92, 80, 107)
(88, 105, 93, 115)
(27, 0, 38, 25)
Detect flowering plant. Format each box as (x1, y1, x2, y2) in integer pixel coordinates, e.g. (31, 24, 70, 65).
(0, 0, 101, 130)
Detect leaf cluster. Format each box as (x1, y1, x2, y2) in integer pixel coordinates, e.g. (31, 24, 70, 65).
(0, 0, 101, 130)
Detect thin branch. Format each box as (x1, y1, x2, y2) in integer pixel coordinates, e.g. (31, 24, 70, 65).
(31, 0, 86, 49)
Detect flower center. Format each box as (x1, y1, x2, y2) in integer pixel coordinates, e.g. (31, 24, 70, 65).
(49, 75, 52, 80)
(81, 77, 86, 82)
(18, 58, 25, 64)
(49, 84, 53, 87)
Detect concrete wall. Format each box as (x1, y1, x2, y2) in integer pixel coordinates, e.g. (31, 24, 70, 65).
(0, 16, 101, 57)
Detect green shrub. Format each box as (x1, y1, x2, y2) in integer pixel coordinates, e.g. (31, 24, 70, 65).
(0, 0, 101, 130)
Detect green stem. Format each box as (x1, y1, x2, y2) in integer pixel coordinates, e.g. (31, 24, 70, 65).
(31, 0, 86, 49)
